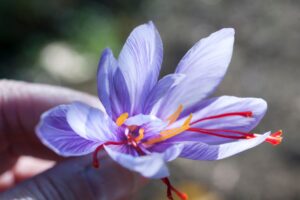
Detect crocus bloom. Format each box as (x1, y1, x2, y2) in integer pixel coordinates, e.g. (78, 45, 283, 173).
(37, 21, 282, 200)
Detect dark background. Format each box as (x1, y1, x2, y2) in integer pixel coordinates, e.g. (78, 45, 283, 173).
(1, 0, 299, 199)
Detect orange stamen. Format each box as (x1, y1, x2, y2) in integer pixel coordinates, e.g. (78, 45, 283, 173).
(145, 114, 192, 145)
(116, 112, 129, 126)
(134, 128, 144, 142)
(166, 104, 183, 125)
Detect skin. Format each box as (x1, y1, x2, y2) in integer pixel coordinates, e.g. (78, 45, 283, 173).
(0, 80, 144, 199)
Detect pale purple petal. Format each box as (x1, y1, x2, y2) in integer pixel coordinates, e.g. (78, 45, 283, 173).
(180, 132, 270, 160)
(144, 73, 185, 114)
(161, 144, 184, 161)
(124, 114, 162, 126)
(142, 120, 168, 141)
(153, 29, 235, 118)
(97, 49, 131, 120)
(104, 146, 169, 179)
(178, 142, 218, 160)
(66, 102, 119, 142)
(110, 68, 131, 119)
(118, 21, 163, 114)
(104, 144, 183, 178)
(36, 105, 99, 156)
(97, 48, 117, 117)
(216, 132, 270, 159)
(108, 144, 140, 157)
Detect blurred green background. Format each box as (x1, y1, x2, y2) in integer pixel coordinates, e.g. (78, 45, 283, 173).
(1, 0, 300, 199)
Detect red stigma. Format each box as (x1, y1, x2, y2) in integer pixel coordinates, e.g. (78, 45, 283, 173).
(188, 128, 254, 139)
(265, 130, 283, 145)
(188, 111, 255, 141)
(188, 128, 283, 146)
(188, 111, 283, 146)
(161, 177, 188, 200)
(191, 111, 253, 125)
(92, 141, 127, 168)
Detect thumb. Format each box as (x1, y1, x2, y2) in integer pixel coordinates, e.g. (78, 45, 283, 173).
(0, 155, 146, 200)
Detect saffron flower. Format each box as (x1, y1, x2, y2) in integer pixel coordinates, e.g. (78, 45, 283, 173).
(37, 21, 282, 200)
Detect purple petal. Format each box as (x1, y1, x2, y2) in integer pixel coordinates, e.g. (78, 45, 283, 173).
(142, 120, 169, 141)
(152, 29, 235, 118)
(104, 144, 183, 178)
(97, 48, 117, 117)
(107, 144, 140, 157)
(216, 132, 270, 159)
(110, 68, 131, 119)
(178, 142, 218, 160)
(124, 114, 162, 126)
(161, 144, 184, 161)
(118, 21, 163, 114)
(179, 132, 271, 160)
(97, 49, 131, 120)
(104, 146, 169, 179)
(143, 73, 185, 114)
(168, 96, 267, 145)
(36, 105, 99, 156)
(66, 102, 119, 142)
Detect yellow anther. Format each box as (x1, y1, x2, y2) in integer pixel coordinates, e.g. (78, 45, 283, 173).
(166, 104, 183, 125)
(145, 114, 193, 145)
(116, 112, 129, 126)
(183, 114, 192, 127)
(135, 128, 144, 142)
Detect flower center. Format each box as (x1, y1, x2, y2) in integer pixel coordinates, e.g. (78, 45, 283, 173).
(93, 113, 187, 200)
(116, 113, 145, 144)
(92, 114, 145, 168)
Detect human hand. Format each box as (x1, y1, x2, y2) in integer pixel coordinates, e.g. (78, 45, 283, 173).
(0, 80, 144, 199)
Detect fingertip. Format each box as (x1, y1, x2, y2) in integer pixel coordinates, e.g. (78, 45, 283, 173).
(0, 171, 14, 192)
